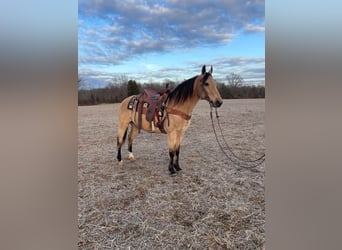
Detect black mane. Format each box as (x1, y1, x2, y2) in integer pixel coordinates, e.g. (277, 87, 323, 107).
(167, 76, 197, 105)
(167, 73, 212, 105)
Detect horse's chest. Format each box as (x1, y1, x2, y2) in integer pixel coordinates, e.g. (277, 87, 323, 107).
(182, 120, 191, 131)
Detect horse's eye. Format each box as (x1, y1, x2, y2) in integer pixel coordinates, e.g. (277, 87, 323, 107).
(204, 82, 209, 86)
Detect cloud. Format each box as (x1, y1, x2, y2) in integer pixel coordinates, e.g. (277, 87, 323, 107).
(215, 56, 264, 67)
(78, 0, 264, 65)
(245, 23, 265, 33)
(79, 56, 264, 88)
(211, 56, 265, 82)
(78, 68, 114, 88)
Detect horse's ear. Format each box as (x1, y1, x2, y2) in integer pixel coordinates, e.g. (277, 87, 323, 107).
(209, 65, 213, 74)
(202, 65, 206, 75)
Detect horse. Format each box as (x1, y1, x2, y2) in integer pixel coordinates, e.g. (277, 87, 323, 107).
(116, 65, 223, 175)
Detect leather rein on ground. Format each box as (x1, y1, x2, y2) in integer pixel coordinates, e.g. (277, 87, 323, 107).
(210, 107, 265, 169)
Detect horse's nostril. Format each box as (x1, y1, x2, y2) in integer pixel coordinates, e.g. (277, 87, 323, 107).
(215, 100, 223, 107)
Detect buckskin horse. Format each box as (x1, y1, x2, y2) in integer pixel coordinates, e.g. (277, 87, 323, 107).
(116, 65, 223, 175)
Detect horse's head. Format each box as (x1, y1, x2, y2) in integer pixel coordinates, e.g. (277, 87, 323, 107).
(198, 65, 223, 108)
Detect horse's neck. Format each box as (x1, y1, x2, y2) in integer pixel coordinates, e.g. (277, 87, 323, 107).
(170, 94, 200, 115)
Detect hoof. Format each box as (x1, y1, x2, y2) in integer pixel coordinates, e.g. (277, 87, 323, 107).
(128, 152, 135, 161)
(169, 165, 176, 175)
(175, 166, 182, 171)
(169, 168, 177, 176)
(117, 161, 124, 166)
(170, 171, 177, 176)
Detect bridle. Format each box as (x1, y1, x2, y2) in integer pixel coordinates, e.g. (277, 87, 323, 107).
(199, 74, 213, 104)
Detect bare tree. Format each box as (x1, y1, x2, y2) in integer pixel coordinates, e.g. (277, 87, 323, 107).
(106, 74, 128, 100)
(78, 76, 86, 90)
(108, 74, 128, 86)
(163, 79, 177, 89)
(227, 73, 244, 87)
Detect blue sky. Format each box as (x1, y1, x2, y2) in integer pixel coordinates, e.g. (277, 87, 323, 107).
(78, 0, 264, 88)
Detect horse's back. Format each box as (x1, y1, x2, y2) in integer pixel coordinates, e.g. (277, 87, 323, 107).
(119, 95, 134, 112)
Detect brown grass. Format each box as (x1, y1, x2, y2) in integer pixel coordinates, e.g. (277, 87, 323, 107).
(78, 99, 265, 249)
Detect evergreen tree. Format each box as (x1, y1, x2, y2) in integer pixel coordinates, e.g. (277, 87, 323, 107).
(127, 80, 140, 96)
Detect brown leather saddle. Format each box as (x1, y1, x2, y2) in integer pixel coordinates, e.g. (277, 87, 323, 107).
(134, 88, 170, 133)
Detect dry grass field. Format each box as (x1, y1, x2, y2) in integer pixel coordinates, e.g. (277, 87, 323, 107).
(78, 99, 265, 249)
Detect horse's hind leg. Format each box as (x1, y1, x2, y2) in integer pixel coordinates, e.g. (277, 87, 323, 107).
(127, 124, 138, 161)
(117, 124, 128, 166)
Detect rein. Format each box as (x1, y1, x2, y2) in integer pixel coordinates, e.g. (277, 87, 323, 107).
(210, 107, 265, 169)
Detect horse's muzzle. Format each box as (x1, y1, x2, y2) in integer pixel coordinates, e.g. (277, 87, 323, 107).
(211, 99, 223, 108)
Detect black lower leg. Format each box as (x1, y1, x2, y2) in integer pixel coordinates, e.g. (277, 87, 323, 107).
(174, 146, 182, 171)
(117, 147, 122, 162)
(169, 151, 176, 175)
(117, 136, 122, 162)
(117, 128, 128, 162)
(128, 144, 132, 153)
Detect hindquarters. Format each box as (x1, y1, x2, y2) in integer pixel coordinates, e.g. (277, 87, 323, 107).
(116, 97, 135, 165)
(116, 96, 165, 165)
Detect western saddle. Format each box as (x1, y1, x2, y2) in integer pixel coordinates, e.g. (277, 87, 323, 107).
(129, 87, 171, 133)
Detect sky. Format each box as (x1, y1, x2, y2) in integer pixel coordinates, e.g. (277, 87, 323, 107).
(78, 0, 265, 88)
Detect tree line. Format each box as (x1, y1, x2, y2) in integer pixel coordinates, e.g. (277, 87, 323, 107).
(78, 73, 265, 106)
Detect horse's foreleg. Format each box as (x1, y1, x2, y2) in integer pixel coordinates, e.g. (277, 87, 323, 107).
(174, 146, 182, 171)
(127, 125, 138, 161)
(168, 131, 183, 175)
(168, 131, 177, 175)
(169, 146, 181, 174)
(168, 151, 176, 175)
